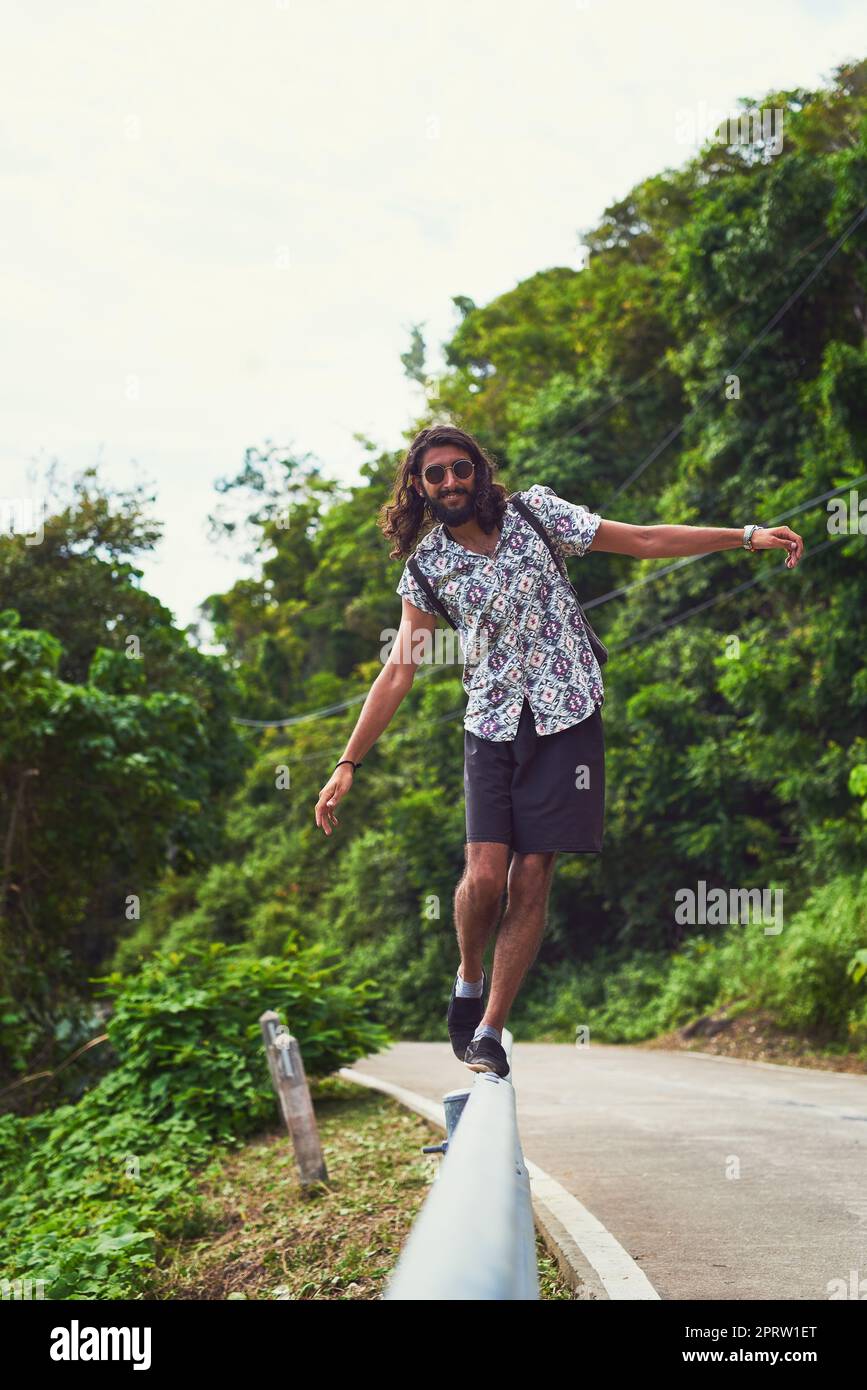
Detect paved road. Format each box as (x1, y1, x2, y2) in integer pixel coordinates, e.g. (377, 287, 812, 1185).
(344, 1041, 867, 1300)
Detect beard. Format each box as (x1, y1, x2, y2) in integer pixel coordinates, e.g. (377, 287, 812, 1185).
(427, 489, 476, 526)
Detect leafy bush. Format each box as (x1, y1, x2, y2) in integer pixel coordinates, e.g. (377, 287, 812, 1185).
(0, 942, 390, 1299)
(751, 869, 867, 1043)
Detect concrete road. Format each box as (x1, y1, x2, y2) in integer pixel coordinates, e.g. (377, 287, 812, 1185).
(343, 1041, 867, 1300)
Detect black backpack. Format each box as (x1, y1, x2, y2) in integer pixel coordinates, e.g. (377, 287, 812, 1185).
(407, 494, 609, 667)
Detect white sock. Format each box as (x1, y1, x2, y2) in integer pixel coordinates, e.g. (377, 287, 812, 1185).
(472, 1023, 501, 1043)
(455, 970, 484, 998)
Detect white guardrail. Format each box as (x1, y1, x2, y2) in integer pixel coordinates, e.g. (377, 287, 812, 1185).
(382, 1029, 539, 1300)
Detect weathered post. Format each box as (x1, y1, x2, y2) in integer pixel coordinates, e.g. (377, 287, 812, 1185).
(259, 1010, 328, 1185)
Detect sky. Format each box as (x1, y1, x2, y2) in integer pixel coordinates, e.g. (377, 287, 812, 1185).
(3, 0, 866, 629)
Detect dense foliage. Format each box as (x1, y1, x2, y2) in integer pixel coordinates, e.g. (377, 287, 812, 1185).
(0, 473, 248, 1099)
(0, 943, 389, 1298)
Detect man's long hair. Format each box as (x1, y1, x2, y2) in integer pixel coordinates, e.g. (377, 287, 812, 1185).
(379, 425, 510, 559)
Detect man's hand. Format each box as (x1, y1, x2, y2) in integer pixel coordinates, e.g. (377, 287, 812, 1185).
(751, 525, 804, 569)
(314, 765, 355, 836)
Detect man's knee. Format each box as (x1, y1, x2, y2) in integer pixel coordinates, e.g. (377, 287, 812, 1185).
(460, 844, 509, 904)
(508, 851, 557, 901)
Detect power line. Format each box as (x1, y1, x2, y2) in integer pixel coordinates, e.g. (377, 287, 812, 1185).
(582, 470, 867, 610)
(609, 532, 846, 652)
(478, 218, 854, 507)
(232, 659, 445, 727)
(601, 204, 867, 509)
(227, 203, 867, 736)
(239, 527, 853, 782)
(424, 532, 850, 730)
(206, 222, 848, 679)
(267, 526, 850, 792)
(233, 470, 864, 728)
(228, 474, 842, 728)
(263, 697, 468, 772)
(542, 226, 833, 443)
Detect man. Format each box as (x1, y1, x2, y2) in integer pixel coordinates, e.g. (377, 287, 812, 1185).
(314, 425, 803, 1078)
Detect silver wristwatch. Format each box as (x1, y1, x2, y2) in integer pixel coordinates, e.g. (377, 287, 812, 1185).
(742, 523, 765, 551)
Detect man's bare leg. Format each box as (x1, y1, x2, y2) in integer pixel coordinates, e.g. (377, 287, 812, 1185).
(481, 851, 558, 1032)
(454, 842, 510, 983)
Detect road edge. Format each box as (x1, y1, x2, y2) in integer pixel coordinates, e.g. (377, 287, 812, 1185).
(338, 1065, 660, 1301)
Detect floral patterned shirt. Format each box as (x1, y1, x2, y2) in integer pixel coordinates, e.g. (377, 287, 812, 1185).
(396, 484, 604, 741)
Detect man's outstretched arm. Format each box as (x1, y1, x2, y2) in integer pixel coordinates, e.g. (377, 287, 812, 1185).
(313, 598, 437, 836)
(587, 518, 804, 569)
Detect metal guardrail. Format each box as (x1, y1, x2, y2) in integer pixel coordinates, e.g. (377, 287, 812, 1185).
(382, 1029, 539, 1300)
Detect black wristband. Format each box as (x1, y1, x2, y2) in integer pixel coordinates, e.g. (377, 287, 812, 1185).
(334, 759, 361, 772)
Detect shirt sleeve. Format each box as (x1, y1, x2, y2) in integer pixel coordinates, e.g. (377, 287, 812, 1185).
(521, 484, 601, 558)
(396, 558, 440, 615)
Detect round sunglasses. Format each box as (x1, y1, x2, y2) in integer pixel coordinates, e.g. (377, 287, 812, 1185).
(420, 457, 475, 486)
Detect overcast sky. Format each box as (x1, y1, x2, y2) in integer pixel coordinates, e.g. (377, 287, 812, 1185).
(3, 0, 865, 628)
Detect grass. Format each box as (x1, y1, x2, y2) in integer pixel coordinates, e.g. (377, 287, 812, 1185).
(146, 1077, 574, 1300)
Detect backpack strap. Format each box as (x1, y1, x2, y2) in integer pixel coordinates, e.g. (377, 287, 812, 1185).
(407, 554, 457, 629)
(509, 495, 609, 666)
(509, 495, 571, 579)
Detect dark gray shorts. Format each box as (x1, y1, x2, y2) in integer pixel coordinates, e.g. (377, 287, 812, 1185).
(463, 697, 605, 854)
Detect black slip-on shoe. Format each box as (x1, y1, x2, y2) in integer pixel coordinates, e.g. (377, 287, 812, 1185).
(463, 1033, 510, 1078)
(447, 968, 487, 1061)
